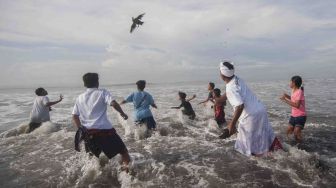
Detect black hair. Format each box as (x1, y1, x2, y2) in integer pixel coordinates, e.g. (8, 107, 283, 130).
(178, 91, 187, 99)
(222, 61, 234, 70)
(83, 73, 99, 88)
(35, 87, 45, 96)
(213, 88, 221, 97)
(136, 80, 146, 91)
(209, 82, 215, 89)
(291, 75, 304, 91)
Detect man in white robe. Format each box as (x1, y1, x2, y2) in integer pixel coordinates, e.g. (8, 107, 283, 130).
(219, 61, 282, 156)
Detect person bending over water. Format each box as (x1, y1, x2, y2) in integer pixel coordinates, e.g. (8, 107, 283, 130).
(171, 92, 196, 120)
(29, 87, 63, 132)
(280, 76, 306, 143)
(219, 61, 282, 156)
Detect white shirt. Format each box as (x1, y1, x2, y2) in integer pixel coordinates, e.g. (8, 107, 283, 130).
(72, 88, 115, 129)
(30, 96, 50, 123)
(226, 76, 265, 121)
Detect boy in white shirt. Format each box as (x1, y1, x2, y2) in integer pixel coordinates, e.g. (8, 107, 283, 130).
(29, 87, 63, 132)
(72, 73, 130, 171)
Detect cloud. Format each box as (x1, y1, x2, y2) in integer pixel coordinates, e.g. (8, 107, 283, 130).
(0, 0, 335, 87)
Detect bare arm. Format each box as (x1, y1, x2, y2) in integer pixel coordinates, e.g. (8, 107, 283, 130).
(281, 97, 301, 108)
(216, 93, 227, 103)
(187, 95, 196, 102)
(111, 100, 128, 120)
(72, 114, 81, 128)
(46, 94, 63, 107)
(228, 104, 244, 134)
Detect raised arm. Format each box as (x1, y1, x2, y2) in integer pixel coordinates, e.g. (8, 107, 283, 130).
(187, 94, 196, 102)
(46, 94, 63, 107)
(111, 100, 128, 120)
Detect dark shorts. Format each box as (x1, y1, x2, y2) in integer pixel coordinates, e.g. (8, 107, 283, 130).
(182, 110, 196, 120)
(215, 117, 226, 126)
(87, 129, 127, 159)
(28, 122, 42, 133)
(289, 116, 307, 129)
(137, 116, 156, 130)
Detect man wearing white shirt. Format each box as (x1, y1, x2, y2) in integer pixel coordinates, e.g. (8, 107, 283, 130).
(72, 73, 130, 170)
(219, 61, 282, 156)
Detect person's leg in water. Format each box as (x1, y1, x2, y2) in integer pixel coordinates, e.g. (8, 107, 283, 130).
(286, 125, 294, 139)
(294, 126, 303, 143)
(120, 148, 131, 173)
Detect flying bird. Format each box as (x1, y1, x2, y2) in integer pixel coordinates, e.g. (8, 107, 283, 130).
(130, 13, 145, 33)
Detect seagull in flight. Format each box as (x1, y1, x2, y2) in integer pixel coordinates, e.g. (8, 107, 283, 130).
(130, 13, 145, 33)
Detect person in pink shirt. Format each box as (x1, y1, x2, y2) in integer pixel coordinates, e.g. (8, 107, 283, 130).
(280, 76, 306, 143)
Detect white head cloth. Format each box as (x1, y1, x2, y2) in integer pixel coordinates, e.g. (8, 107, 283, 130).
(219, 61, 234, 77)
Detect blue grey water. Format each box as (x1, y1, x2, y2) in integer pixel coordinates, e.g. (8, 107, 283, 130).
(0, 78, 335, 187)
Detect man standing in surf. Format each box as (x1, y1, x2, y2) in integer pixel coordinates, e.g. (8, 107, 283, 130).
(219, 61, 282, 156)
(72, 73, 131, 171)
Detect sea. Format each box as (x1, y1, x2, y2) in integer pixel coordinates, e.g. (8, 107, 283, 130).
(0, 78, 335, 188)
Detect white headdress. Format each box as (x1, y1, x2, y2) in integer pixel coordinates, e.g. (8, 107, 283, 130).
(219, 61, 234, 77)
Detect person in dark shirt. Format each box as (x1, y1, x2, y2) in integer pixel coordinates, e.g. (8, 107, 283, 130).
(171, 92, 196, 120)
(198, 82, 215, 105)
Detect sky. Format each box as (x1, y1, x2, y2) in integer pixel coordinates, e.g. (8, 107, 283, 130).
(0, 0, 335, 87)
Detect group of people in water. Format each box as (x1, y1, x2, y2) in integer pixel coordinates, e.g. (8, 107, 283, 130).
(28, 61, 307, 172)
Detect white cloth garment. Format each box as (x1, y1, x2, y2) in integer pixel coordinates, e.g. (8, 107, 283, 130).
(220, 62, 234, 77)
(30, 96, 50, 123)
(72, 88, 115, 129)
(226, 76, 275, 156)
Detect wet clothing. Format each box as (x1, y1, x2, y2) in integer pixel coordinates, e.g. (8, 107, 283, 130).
(180, 101, 196, 120)
(289, 116, 307, 129)
(214, 103, 226, 125)
(75, 127, 127, 158)
(126, 91, 155, 121)
(72, 87, 128, 159)
(136, 116, 156, 130)
(72, 88, 115, 129)
(226, 76, 276, 156)
(30, 96, 50, 123)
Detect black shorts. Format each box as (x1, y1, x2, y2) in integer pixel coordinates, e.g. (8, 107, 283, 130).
(87, 129, 127, 159)
(137, 116, 157, 130)
(289, 116, 307, 129)
(215, 117, 226, 126)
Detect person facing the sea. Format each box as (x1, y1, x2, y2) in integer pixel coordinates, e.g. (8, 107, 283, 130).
(219, 61, 282, 156)
(280, 76, 306, 143)
(121, 80, 158, 130)
(29, 87, 63, 132)
(212, 88, 226, 127)
(198, 82, 215, 105)
(171, 92, 196, 120)
(72, 73, 130, 171)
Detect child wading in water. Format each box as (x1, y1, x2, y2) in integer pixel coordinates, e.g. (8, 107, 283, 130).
(213, 88, 226, 127)
(280, 76, 306, 143)
(171, 92, 196, 120)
